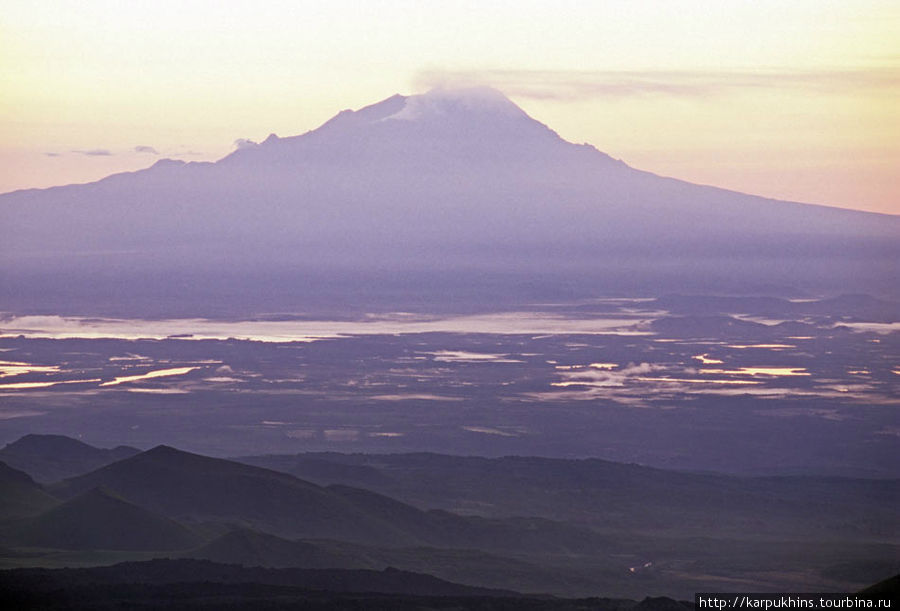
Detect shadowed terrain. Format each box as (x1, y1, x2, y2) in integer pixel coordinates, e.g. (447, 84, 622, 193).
(0, 438, 895, 599)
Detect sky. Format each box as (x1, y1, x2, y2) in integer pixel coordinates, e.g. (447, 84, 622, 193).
(2, 0, 898, 214)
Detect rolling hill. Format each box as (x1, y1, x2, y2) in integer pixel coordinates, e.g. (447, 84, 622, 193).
(48, 444, 610, 553)
(236, 451, 899, 540)
(184, 528, 367, 569)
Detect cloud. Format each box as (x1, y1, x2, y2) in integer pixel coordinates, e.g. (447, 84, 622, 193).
(72, 148, 112, 156)
(171, 150, 205, 158)
(43, 152, 61, 157)
(415, 66, 900, 100)
(134, 145, 159, 154)
(553, 362, 665, 388)
(233, 138, 258, 150)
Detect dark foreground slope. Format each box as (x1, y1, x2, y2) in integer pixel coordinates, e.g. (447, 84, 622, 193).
(0, 558, 694, 611)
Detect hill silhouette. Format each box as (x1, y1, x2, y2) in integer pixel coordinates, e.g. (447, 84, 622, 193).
(51, 445, 424, 546)
(0, 434, 139, 483)
(858, 573, 900, 598)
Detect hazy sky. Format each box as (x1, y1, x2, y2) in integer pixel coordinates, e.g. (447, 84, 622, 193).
(2, 0, 898, 213)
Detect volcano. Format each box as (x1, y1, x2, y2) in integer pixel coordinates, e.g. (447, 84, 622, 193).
(1, 87, 896, 297)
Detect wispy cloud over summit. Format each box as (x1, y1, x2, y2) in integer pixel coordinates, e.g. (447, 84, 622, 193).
(416, 66, 900, 100)
(72, 148, 113, 156)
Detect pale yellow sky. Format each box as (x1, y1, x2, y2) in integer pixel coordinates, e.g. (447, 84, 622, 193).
(2, 0, 898, 213)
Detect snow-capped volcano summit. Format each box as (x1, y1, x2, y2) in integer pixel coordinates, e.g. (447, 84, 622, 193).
(312, 87, 535, 129)
(383, 86, 531, 122)
(0, 87, 896, 291)
(220, 86, 580, 171)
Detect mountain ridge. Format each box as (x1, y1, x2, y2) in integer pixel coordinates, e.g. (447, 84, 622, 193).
(47, 443, 613, 553)
(1, 435, 896, 598)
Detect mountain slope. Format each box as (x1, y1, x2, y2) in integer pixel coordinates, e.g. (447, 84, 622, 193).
(0, 462, 57, 519)
(181, 528, 629, 596)
(236, 452, 900, 540)
(1, 87, 896, 292)
(14, 487, 202, 551)
(50, 445, 426, 546)
(184, 528, 367, 569)
(0, 557, 521, 599)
